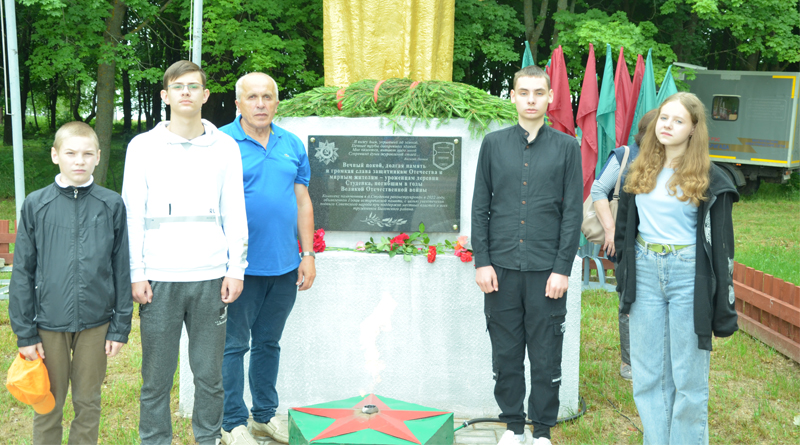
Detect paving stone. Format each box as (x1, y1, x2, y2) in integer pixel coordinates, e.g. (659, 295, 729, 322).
(456, 429, 498, 437)
(455, 434, 500, 444)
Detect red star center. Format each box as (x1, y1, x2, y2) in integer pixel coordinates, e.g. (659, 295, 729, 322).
(292, 394, 450, 444)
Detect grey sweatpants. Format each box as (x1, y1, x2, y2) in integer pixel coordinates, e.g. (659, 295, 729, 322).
(139, 278, 227, 445)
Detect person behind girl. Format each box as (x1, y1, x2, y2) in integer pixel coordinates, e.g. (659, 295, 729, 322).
(590, 108, 658, 381)
(614, 92, 739, 444)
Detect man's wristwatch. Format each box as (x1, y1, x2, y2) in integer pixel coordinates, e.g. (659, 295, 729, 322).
(300, 251, 316, 258)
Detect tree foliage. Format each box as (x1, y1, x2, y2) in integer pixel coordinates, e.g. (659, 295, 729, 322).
(553, 9, 677, 92)
(3, 0, 799, 185)
(199, 0, 324, 97)
(453, 0, 523, 96)
(663, 0, 800, 70)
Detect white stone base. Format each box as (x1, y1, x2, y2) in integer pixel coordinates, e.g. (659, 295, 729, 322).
(179, 253, 582, 419)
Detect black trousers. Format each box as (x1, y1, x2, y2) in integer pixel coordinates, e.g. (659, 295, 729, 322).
(484, 267, 567, 438)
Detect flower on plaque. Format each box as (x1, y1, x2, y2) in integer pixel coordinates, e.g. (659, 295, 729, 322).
(313, 228, 326, 253)
(427, 245, 437, 263)
(390, 233, 410, 249)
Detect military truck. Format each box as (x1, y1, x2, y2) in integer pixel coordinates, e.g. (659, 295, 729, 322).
(678, 65, 799, 194)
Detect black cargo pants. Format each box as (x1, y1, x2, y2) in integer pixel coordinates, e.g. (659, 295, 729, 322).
(484, 266, 567, 439)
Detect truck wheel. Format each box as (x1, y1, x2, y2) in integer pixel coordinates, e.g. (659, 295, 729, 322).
(738, 178, 761, 196)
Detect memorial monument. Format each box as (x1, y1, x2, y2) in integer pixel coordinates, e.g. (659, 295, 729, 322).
(180, 0, 584, 431)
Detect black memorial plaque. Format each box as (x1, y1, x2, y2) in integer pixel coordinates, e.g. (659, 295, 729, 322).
(308, 135, 461, 232)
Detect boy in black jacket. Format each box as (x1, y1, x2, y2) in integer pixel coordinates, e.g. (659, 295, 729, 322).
(9, 121, 132, 444)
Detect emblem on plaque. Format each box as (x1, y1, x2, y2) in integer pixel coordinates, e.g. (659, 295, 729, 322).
(432, 142, 455, 170)
(315, 140, 339, 165)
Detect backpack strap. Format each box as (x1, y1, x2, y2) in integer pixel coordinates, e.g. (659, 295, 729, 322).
(612, 146, 630, 200)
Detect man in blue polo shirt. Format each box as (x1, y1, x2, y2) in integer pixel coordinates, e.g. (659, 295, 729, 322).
(218, 72, 316, 445)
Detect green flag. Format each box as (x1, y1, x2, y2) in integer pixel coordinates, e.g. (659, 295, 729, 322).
(522, 41, 534, 68)
(596, 44, 616, 177)
(628, 49, 657, 145)
(657, 65, 678, 104)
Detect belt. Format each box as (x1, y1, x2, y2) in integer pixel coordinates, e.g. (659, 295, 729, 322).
(636, 234, 693, 254)
(144, 215, 221, 230)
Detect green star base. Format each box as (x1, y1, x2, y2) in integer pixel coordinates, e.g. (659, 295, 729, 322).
(288, 395, 453, 445)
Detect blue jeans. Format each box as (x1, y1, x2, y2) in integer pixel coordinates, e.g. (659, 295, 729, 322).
(222, 271, 298, 431)
(630, 243, 710, 445)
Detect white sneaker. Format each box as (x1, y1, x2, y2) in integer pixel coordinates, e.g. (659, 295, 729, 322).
(498, 430, 526, 445)
(221, 425, 258, 445)
(532, 437, 552, 445)
(250, 417, 289, 444)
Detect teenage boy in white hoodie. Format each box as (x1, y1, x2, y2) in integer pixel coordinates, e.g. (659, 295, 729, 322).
(121, 60, 248, 445)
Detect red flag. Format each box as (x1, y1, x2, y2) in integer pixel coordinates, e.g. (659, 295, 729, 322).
(614, 47, 633, 146)
(576, 44, 598, 200)
(546, 46, 575, 137)
(624, 54, 645, 145)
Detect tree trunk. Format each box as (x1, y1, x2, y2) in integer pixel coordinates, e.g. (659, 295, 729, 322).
(746, 51, 761, 71)
(3, 115, 12, 145)
(524, 0, 550, 64)
(49, 77, 58, 131)
(85, 89, 98, 124)
(488, 68, 502, 97)
(122, 68, 132, 133)
(21, 70, 30, 132)
(683, 13, 699, 63)
(718, 32, 730, 70)
(551, 0, 568, 48)
(19, 22, 31, 133)
(202, 89, 236, 128)
(30, 89, 39, 131)
(137, 81, 143, 133)
(72, 80, 84, 122)
(140, 82, 151, 130)
(93, 0, 127, 186)
(152, 83, 162, 126)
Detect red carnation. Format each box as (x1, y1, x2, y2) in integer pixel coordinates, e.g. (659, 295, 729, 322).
(427, 246, 437, 263)
(390, 233, 409, 249)
(313, 228, 326, 253)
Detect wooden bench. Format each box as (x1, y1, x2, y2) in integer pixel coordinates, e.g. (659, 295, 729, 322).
(0, 220, 13, 299)
(733, 262, 800, 363)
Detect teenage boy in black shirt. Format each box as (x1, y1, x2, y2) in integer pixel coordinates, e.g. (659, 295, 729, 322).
(471, 65, 582, 445)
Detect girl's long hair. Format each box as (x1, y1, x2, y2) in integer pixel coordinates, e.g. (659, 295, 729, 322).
(623, 92, 711, 206)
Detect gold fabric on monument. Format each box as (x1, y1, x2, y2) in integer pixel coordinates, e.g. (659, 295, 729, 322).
(323, 0, 455, 86)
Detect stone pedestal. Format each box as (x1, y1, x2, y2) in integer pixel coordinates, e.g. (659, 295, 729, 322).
(178, 253, 582, 419)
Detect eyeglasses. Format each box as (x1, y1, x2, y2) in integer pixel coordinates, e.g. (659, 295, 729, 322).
(168, 83, 204, 92)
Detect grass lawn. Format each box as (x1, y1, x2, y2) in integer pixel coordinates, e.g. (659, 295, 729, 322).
(1, 289, 798, 444)
(1, 140, 798, 443)
(0, 309, 197, 443)
(732, 183, 800, 285)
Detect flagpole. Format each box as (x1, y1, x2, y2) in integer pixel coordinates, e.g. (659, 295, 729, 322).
(4, 0, 24, 221)
(191, 0, 202, 66)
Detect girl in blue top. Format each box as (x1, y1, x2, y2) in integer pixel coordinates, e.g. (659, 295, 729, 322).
(615, 92, 739, 445)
